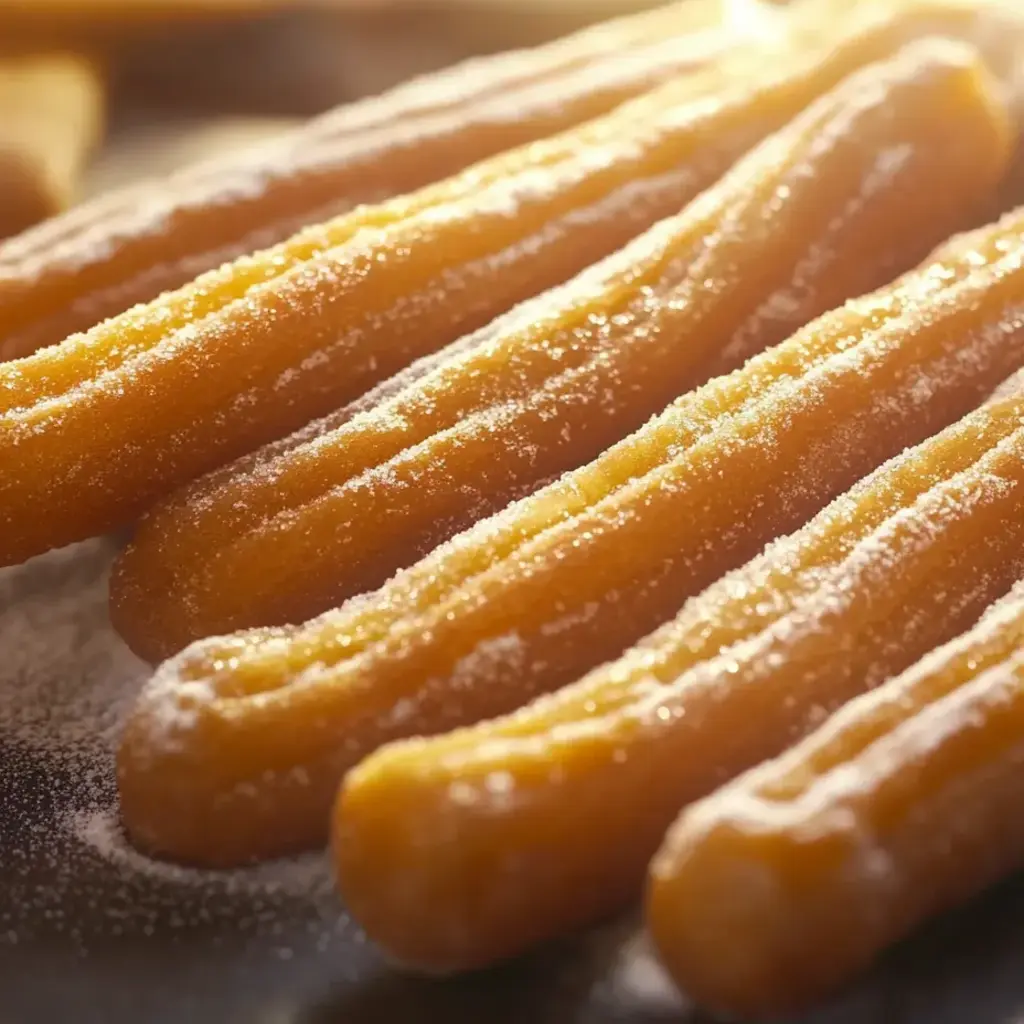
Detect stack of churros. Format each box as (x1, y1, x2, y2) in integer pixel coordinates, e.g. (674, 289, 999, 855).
(116, 32, 1024, 864)
(109, 28, 1009, 660)
(5, 0, 1024, 1017)
(6, 2, 812, 563)
(0, 0, 737, 360)
(336, 367, 1024, 973)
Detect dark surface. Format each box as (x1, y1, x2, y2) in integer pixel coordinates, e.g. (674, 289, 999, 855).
(6, 828, 1024, 1024)
(2, 541, 1024, 1024)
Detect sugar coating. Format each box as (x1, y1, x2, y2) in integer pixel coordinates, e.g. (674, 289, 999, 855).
(327, 370, 1024, 977)
(112, 39, 991, 662)
(113, 137, 1024, 875)
(165, 203, 1024, 733)
(0, 0, 729, 362)
(647, 582, 1024, 1017)
(0, 7, 763, 570)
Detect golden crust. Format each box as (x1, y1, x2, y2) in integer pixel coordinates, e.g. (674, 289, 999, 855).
(335, 378, 1024, 973)
(114, 171, 1024, 869)
(649, 573, 1024, 1017)
(109, 38, 1008, 662)
(0, 1, 731, 360)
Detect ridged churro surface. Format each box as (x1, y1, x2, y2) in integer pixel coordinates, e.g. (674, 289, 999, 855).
(334, 380, 1024, 973)
(8, 0, 1021, 568)
(118, 192, 1024, 867)
(649, 575, 1024, 1019)
(1, 13, 818, 566)
(0, 1, 731, 361)
(109, 40, 1006, 661)
(0, 54, 104, 239)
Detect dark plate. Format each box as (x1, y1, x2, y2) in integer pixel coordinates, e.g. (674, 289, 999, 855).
(2, 539, 1022, 1024)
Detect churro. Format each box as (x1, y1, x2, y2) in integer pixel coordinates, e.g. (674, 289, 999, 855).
(334, 374, 1024, 973)
(6, 1, 974, 568)
(118, 192, 1024, 867)
(0, 54, 104, 239)
(109, 40, 1006, 662)
(649, 576, 1024, 1019)
(2, 16, 824, 565)
(0, 0, 734, 361)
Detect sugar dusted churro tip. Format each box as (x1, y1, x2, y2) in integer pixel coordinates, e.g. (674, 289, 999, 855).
(646, 803, 828, 1019)
(116, 629, 344, 867)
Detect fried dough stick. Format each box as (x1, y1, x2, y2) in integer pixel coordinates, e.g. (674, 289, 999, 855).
(0, 0, 733, 361)
(4, 0, 1020, 566)
(118, 190, 1024, 867)
(334, 379, 1024, 972)
(650, 577, 1024, 1019)
(109, 40, 1004, 661)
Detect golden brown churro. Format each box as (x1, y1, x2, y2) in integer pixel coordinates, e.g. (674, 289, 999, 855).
(5, 2, 974, 568)
(0, 54, 104, 239)
(649, 576, 1024, 1019)
(0, 1, 733, 361)
(109, 40, 1006, 662)
(2, 16, 822, 565)
(334, 376, 1024, 973)
(118, 190, 1024, 867)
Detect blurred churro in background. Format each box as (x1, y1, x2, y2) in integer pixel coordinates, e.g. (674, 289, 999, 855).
(0, 53, 104, 238)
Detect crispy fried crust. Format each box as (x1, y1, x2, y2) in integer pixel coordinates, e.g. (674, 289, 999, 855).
(649, 572, 1024, 1018)
(333, 377, 1024, 973)
(108, 37, 1003, 663)
(109, 39, 1008, 662)
(0, 1, 731, 360)
(115, 178, 1024, 868)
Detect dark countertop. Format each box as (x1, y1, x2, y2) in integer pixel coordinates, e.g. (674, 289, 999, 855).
(1, 539, 1022, 1024)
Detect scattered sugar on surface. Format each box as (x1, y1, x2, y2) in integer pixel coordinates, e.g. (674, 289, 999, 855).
(605, 929, 690, 1016)
(69, 807, 331, 902)
(0, 538, 339, 947)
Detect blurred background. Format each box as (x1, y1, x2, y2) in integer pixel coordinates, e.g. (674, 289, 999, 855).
(0, 0, 670, 226)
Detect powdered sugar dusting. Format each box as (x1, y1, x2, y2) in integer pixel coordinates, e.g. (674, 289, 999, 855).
(0, 539, 339, 946)
(70, 807, 330, 901)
